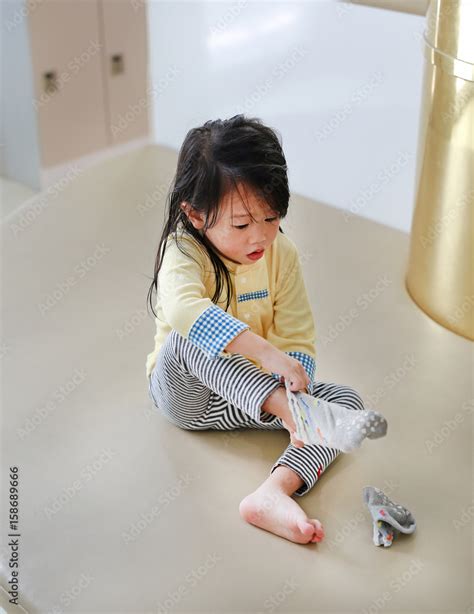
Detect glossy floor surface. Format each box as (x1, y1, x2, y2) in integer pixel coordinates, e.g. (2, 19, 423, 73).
(1, 145, 472, 613)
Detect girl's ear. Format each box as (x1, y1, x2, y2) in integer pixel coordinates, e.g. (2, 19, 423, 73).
(180, 201, 205, 230)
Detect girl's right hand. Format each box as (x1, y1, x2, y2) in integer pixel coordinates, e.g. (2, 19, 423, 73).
(258, 344, 309, 448)
(259, 345, 311, 393)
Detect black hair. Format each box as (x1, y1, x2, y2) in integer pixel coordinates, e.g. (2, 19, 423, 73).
(146, 114, 289, 318)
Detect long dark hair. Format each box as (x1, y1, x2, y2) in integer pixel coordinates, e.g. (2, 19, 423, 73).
(147, 114, 290, 318)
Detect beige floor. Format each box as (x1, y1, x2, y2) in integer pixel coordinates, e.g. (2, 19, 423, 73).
(1, 177, 36, 221)
(1, 144, 472, 613)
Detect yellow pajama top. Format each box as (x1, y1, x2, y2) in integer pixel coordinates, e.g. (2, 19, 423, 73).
(146, 223, 316, 391)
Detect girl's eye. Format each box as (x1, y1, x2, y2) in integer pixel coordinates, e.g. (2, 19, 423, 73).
(234, 217, 279, 230)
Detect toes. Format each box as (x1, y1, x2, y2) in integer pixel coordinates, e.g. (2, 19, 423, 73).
(308, 519, 325, 542)
(297, 519, 317, 540)
(310, 518, 323, 531)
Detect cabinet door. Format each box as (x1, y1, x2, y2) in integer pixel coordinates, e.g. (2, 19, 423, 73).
(99, 0, 149, 145)
(28, 0, 109, 167)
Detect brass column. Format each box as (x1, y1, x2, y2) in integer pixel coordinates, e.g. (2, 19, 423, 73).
(406, 0, 474, 340)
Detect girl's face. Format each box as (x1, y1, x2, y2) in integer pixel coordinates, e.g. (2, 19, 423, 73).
(181, 183, 281, 265)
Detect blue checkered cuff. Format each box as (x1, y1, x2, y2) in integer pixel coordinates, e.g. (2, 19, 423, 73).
(188, 304, 250, 359)
(271, 351, 316, 393)
(288, 351, 316, 382)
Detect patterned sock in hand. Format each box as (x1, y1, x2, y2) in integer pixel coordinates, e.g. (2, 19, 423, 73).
(284, 380, 388, 452)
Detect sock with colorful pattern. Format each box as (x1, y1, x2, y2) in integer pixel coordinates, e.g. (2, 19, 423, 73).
(363, 485, 417, 547)
(284, 380, 388, 452)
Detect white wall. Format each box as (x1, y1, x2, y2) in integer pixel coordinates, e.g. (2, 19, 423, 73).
(147, 0, 426, 233)
(1, 0, 42, 190)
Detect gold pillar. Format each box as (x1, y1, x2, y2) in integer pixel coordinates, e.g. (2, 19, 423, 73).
(405, 0, 474, 340)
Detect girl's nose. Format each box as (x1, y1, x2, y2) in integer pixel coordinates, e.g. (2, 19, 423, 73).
(249, 224, 267, 245)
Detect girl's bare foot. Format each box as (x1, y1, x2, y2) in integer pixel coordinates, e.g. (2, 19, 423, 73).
(238, 468, 325, 544)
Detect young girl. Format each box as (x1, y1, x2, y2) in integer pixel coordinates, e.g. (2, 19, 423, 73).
(146, 115, 376, 545)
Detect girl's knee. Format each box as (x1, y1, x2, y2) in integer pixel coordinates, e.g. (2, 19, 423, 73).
(313, 382, 365, 412)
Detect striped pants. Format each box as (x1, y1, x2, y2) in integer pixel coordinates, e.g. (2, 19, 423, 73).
(148, 329, 365, 497)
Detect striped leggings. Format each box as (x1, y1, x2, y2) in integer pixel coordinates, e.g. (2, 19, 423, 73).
(148, 329, 365, 497)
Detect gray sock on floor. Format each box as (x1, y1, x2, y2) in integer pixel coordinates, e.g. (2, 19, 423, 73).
(285, 381, 388, 452)
(363, 485, 417, 547)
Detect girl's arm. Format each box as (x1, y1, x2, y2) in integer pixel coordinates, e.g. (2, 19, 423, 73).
(159, 238, 250, 359)
(224, 328, 272, 362)
(225, 328, 310, 392)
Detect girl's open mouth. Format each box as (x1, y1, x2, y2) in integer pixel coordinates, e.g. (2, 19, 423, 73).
(247, 249, 264, 260)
